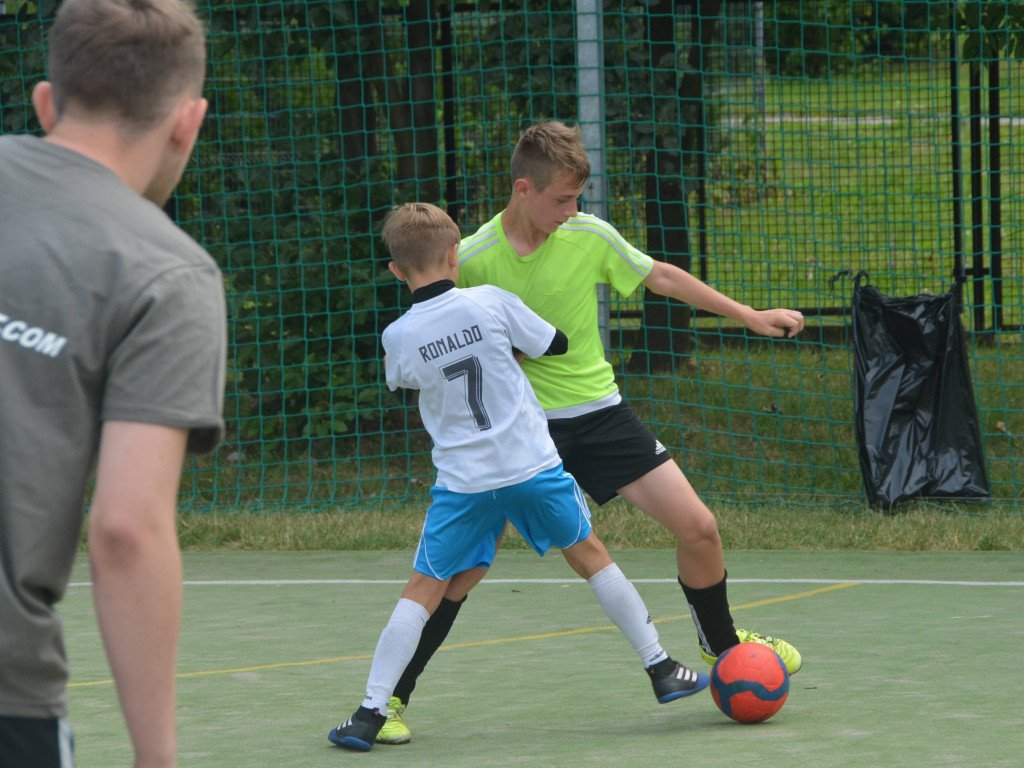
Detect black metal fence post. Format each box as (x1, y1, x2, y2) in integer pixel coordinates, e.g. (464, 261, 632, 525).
(988, 56, 1004, 331)
(950, 3, 966, 305)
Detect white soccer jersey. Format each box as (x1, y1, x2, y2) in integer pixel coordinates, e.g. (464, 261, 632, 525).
(383, 285, 561, 493)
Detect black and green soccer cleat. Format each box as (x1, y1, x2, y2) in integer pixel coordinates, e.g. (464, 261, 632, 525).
(375, 696, 412, 745)
(701, 629, 803, 675)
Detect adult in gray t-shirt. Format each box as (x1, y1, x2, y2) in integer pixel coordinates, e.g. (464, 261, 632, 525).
(1, 3, 223, 765)
(0, 134, 225, 718)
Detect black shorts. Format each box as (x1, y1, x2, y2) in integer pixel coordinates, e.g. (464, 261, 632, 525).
(0, 715, 74, 768)
(547, 401, 673, 505)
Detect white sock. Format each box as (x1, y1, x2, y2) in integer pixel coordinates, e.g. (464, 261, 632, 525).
(361, 598, 430, 712)
(587, 563, 668, 668)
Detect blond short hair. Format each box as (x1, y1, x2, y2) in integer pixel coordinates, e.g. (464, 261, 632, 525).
(509, 121, 591, 191)
(47, 0, 206, 133)
(381, 203, 461, 274)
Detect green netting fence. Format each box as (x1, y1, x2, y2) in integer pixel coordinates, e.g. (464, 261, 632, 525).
(2, 0, 1022, 511)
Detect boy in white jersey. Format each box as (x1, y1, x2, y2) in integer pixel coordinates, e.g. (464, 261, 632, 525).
(377, 122, 805, 746)
(327, 203, 708, 752)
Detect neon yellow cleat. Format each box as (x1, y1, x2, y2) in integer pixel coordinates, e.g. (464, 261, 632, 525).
(374, 696, 412, 745)
(701, 629, 803, 675)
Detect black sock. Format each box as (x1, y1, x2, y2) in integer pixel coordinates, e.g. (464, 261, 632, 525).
(678, 572, 740, 657)
(392, 595, 466, 705)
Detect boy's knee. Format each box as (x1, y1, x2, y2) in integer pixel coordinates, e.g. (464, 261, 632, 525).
(674, 508, 722, 552)
(561, 533, 612, 578)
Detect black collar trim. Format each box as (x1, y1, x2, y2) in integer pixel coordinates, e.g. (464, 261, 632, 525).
(412, 280, 456, 303)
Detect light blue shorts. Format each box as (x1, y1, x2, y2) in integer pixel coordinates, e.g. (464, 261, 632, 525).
(414, 463, 592, 580)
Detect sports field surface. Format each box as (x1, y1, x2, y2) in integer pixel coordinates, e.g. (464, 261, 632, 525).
(65, 550, 1022, 767)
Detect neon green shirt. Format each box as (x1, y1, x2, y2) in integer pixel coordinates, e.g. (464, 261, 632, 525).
(457, 211, 653, 413)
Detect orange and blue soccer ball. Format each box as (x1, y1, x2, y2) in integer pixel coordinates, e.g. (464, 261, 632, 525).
(710, 641, 790, 723)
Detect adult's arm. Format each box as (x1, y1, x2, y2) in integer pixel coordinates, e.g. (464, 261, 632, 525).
(89, 420, 188, 768)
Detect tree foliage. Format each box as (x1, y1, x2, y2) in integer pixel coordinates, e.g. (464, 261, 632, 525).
(764, 0, 935, 77)
(956, 0, 1024, 59)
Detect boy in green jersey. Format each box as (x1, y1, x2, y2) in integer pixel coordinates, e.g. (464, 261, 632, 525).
(375, 121, 804, 745)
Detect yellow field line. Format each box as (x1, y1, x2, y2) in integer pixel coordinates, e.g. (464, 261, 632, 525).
(68, 582, 858, 689)
(726, 581, 860, 611)
(442, 583, 860, 649)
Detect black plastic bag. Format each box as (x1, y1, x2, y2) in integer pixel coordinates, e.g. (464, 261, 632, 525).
(850, 274, 990, 508)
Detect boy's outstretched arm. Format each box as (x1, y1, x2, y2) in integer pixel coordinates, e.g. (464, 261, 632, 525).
(642, 260, 804, 339)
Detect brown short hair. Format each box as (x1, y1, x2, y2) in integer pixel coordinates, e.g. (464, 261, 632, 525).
(381, 203, 461, 274)
(509, 121, 590, 191)
(47, 0, 206, 132)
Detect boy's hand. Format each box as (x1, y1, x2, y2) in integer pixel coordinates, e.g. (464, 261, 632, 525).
(744, 308, 805, 338)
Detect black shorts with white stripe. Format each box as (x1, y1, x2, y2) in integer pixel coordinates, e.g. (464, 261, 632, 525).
(547, 401, 673, 505)
(0, 715, 74, 768)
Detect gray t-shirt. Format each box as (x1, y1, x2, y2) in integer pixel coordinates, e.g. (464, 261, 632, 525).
(0, 135, 226, 718)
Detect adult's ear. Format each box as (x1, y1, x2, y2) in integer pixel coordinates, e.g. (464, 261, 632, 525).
(169, 96, 208, 155)
(31, 81, 59, 134)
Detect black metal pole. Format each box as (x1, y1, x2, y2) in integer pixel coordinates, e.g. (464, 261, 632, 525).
(697, 130, 707, 283)
(988, 57, 1003, 331)
(695, 5, 708, 283)
(949, 2, 965, 303)
(969, 60, 986, 333)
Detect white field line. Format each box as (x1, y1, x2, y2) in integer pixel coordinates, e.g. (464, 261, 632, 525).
(724, 114, 1024, 128)
(67, 577, 1024, 588)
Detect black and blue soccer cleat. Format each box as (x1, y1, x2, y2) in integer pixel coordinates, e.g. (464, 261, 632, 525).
(647, 657, 711, 703)
(328, 706, 386, 751)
